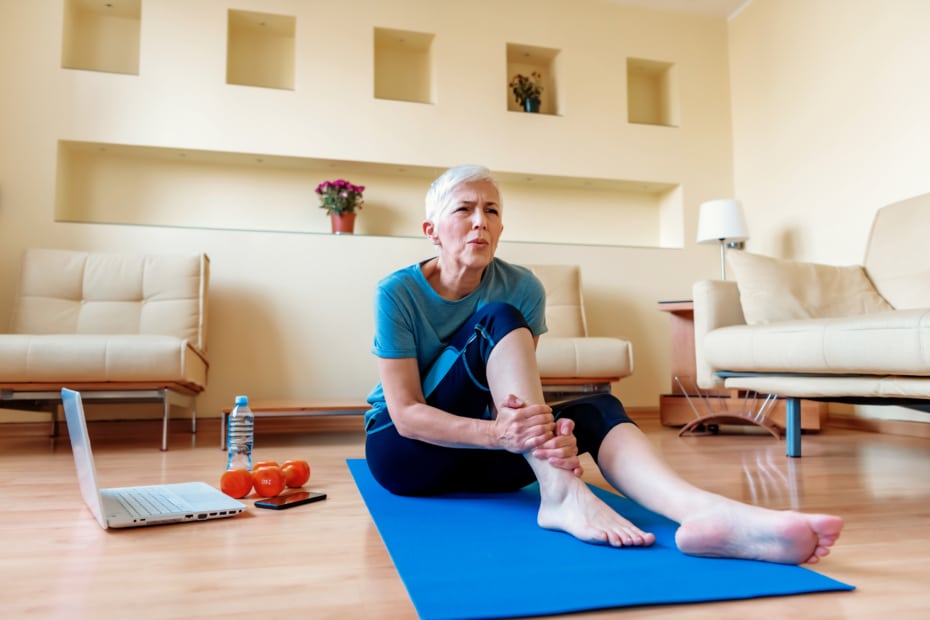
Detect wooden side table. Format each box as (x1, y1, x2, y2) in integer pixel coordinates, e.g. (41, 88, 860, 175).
(657, 301, 825, 431)
(656, 301, 699, 397)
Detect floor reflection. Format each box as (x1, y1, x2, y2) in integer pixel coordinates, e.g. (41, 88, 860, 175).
(741, 449, 801, 510)
(856, 442, 930, 498)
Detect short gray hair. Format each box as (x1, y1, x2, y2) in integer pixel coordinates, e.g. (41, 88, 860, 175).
(424, 165, 501, 223)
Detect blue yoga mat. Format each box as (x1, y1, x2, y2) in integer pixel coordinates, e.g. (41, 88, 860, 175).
(348, 459, 853, 620)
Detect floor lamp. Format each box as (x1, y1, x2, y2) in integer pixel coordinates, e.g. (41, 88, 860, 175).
(696, 199, 749, 280)
(691, 200, 779, 439)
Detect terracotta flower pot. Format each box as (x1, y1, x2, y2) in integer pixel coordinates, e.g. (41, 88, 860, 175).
(330, 212, 356, 234)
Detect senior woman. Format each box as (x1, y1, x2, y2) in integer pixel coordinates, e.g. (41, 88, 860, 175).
(364, 164, 842, 564)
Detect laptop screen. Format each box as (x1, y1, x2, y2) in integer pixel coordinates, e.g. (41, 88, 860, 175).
(61, 388, 108, 529)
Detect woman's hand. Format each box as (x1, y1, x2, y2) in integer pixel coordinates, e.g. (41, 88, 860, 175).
(491, 394, 554, 454)
(532, 418, 584, 477)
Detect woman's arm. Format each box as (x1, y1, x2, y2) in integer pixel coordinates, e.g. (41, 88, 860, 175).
(378, 357, 555, 453)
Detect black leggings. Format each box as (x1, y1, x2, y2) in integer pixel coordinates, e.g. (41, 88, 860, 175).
(366, 302, 635, 496)
(366, 392, 635, 497)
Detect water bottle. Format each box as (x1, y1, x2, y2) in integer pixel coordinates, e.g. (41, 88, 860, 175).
(226, 395, 254, 471)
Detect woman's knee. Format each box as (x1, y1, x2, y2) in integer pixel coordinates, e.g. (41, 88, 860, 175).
(474, 301, 529, 336)
(554, 393, 635, 461)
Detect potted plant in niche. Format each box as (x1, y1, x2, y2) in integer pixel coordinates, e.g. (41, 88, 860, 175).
(316, 178, 365, 234)
(509, 71, 544, 113)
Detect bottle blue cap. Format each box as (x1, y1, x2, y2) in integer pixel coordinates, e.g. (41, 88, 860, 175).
(234, 395, 248, 406)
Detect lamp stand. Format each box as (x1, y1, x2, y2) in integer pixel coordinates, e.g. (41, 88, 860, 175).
(717, 239, 727, 280)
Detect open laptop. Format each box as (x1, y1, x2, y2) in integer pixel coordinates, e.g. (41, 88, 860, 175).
(62, 388, 246, 529)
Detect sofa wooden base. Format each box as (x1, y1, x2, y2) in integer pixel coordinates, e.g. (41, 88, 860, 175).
(1, 382, 201, 451)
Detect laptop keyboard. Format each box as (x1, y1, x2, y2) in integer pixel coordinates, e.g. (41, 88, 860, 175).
(114, 487, 190, 518)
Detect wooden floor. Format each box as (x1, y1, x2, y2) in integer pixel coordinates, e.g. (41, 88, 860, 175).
(2, 411, 929, 619)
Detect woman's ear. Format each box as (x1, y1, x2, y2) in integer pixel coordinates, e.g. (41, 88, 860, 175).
(422, 220, 439, 245)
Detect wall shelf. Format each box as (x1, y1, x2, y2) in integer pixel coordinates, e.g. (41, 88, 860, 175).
(227, 9, 296, 90)
(54, 140, 683, 248)
(61, 0, 141, 75)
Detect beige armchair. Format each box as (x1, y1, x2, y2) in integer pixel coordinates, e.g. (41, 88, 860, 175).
(0, 249, 209, 450)
(527, 264, 634, 399)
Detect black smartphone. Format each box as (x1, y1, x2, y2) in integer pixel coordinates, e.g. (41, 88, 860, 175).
(254, 491, 327, 510)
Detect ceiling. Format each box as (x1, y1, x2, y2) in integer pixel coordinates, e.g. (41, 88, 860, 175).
(605, 0, 751, 19)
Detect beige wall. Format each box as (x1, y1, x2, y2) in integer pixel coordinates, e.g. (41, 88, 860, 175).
(729, 0, 930, 264)
(728, 0, 930, 423)
(2, 0, 733, 421)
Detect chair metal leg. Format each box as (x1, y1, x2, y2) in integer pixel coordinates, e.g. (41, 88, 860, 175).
(785, 397, 802, 457)
(49, 401, 59, 438)
(161, 389, 170, 452)
(161, 390, 198, 449)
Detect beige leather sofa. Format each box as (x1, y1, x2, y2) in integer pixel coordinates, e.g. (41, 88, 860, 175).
(693, 193, 930, 456)
(0, 249, 209, 450)
(528, 264, 634, 398)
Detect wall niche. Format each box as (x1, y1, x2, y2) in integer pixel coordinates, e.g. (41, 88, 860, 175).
(61, 0, 141, 75)
(227, 9, 296, 90)
(627, 57, 679, 127)
(374, 27, 436, 104)
(506, 43, 560, 116)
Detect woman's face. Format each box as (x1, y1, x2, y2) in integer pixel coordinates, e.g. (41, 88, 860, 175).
(425, 179, 503, 272)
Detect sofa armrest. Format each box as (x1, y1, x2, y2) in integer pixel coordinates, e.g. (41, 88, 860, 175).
(693, 280, 745, 389)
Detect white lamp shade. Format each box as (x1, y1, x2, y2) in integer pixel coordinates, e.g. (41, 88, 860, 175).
(696, 199, 749, 244)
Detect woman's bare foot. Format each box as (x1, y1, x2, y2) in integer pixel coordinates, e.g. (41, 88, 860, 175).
(675, 500, 843, 564)
(537, 479, 657, 547)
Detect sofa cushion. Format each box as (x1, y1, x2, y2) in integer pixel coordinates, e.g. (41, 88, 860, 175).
(703, 308, 930, 376)
(526, 265, 587, 338)
(727, 251, 892, 325)
(720, 374, 930, 400)
(0, 334, 207, 387)
(11, 249, 208, 352)
(536, 336, 633, 379)
(864, 193, 930, 309)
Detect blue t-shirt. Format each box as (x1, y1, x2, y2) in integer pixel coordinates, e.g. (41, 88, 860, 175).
(365, 258, 548, 430)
